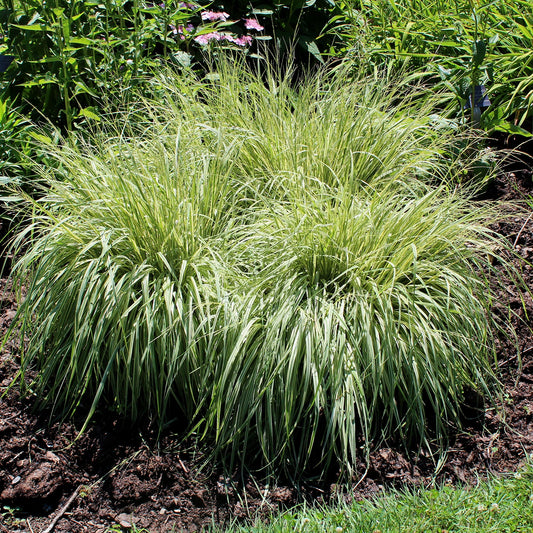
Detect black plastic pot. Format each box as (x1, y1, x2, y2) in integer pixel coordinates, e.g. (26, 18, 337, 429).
(0, 54, 14, 73)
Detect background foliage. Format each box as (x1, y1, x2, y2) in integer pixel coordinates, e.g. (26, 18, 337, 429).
(336, 0, 533, 135)
(0, 0, 344, 130)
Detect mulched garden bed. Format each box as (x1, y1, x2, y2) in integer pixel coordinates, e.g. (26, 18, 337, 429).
(1, 159, 533, 533)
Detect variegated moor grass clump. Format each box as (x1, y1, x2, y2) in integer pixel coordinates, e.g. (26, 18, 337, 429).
(11, 60, 506, 478)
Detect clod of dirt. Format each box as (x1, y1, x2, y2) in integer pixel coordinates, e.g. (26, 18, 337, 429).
(115, 512, 135, 529)
(1, 462, 64, 502)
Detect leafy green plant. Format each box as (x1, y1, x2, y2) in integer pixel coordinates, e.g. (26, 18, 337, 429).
(483, 0, 533, 135)
(0, 0, 267, 130)
(0, 95, 37, 241)
(0, 96, 33, 181)
(0, 505, 23, 530)
(335, 0, 533, 135)
(11, 62, 507, 479)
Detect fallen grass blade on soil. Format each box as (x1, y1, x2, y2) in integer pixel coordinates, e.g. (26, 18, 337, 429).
(10, 60, 508, 479)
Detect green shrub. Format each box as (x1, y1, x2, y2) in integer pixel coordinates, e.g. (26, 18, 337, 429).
(12, 62, 505, 478)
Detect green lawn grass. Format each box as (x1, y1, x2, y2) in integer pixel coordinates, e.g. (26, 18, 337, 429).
(219, 463, 533, 533)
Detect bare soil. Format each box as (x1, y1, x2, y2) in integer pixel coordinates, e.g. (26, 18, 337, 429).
(1, 163, 533, 533)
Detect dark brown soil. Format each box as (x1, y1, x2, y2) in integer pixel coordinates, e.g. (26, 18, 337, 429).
(1, 164, 533, 533)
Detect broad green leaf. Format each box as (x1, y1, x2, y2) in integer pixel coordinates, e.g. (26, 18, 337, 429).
(29, 132, 53, 144)
(29, 57, 63, 63)
(69, 37, 94, 46)
(19, 77, 59, 87)
(489, 119, 533, 137)
(251, 8, 274, 15)
(77, 107, 101, 121)
(298, 36, 324, 63)
(74, 81, 99, 98)
(12, 23, 52, 31)
(172, 51, 192, 68)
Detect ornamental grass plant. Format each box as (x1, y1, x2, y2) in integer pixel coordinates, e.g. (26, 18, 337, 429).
(157, 59, 473, 195)
(10, 60, 507, 479)
(221, 184, 498, 474)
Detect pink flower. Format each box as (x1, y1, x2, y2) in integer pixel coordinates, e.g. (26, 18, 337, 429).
(201, 10, 229, 21)
(244, 18, 264, 31)
(221, 34, 253, 46)
(194, 32, 253, 46)
(194, 31, 223, 44)
(178, 2, 196, 8)
(233, 35, 253, 46)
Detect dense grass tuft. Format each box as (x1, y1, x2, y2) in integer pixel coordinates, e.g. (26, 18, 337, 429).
(12, 61, 505, 478)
